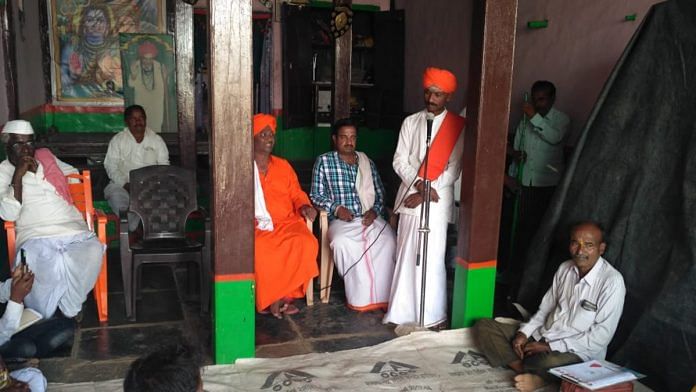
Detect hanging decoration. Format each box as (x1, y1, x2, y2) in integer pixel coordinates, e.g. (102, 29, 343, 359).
(330, 5, 353, 39)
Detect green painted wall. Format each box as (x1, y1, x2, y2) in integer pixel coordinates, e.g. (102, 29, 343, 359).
(451, 264, 496, 328)
(214, 280, 256, 363)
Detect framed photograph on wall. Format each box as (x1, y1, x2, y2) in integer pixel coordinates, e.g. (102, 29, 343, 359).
(120, 34, 177, 133)
(49, 0, 165, 104)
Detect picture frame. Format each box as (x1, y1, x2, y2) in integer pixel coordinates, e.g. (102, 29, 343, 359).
(49, 0, 166, 104)
(120, 34, 177, 133)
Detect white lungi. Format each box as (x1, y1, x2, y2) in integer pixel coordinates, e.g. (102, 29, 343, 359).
(19, 232, 105, 318)
(329, 217, 396, 311)
(104, 183, 140, 231)
(383, 212, 449, 327)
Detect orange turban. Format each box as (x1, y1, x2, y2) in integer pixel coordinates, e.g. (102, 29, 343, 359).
(253, 113, 277, 136)
(138, 41, 158, 58)
(422, 67, 457, 94)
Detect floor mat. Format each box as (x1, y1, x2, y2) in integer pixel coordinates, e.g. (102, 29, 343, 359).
(47, 328, 651, 391)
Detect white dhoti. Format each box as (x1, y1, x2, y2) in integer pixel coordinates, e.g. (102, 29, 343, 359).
(18, 232, 105, 318)
(383, 212, 448, 327)
(104, 182, 140, 231)
(329, 217, 396, 311)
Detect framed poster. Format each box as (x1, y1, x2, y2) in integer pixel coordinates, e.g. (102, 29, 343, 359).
(49, 0, 165, 104)
(120, 34, 177, 133)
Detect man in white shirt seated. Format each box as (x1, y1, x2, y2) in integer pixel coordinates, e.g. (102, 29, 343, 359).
(474, 221, 626, 392)
(0, 265, 73, 359)
(0, 120, 105, 320)
(104, 105, 170, 231)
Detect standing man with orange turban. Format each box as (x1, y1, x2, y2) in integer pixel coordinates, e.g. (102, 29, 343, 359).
(253, 114, 319, 319)
(384, 67, 466, 328)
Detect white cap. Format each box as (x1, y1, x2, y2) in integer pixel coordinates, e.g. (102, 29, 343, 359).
(2, 120, 34, 135)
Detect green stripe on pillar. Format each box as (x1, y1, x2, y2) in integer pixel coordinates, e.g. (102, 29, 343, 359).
(451, 262, 496, 328)
(213, 279, 255, 363)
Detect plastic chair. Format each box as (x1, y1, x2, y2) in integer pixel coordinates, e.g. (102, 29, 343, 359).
(119, 165, 211, 321)
(305, 217, 315, 306)
(318, 210, 335, 303)
(4, 170, 109, 322)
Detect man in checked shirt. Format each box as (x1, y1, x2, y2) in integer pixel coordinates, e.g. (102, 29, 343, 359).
(310, 118, 396, 312)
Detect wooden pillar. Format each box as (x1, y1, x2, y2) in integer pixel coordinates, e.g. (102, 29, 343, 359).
(174, 0, 196, 172)
(451, 0, 517, 328)
(332, 0, 352, 121)
(208, 0, 255, 363)
(1, 0, 18, 118)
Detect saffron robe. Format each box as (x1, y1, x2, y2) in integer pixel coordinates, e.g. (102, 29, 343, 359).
(255, 156, 319, 311)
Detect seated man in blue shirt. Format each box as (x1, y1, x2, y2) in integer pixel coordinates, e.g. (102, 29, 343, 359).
(310, 118, 396, 311)
(474, 221, 626, 392)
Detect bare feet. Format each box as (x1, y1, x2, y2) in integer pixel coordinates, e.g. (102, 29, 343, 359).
(269, 300, 285, 319)
(514, 373, 546, 392)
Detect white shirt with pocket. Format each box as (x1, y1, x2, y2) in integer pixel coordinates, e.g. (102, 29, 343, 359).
(518, 257, 626, 361)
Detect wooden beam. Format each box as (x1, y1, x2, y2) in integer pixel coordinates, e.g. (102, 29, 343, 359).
(208, 0, 255, 362)
(332, 0, 352, 121)
(174, 0, 196, 172)
(452, 0, 517, 328)
(1, 0, 17, 118)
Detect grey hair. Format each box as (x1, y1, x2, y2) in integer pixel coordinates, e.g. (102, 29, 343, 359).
(0, 133, 10, 145)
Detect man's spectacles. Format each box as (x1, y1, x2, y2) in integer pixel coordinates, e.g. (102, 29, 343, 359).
(9, 140, 35, 151)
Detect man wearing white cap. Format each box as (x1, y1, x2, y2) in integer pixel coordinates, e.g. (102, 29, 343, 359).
(0, 120, 104, 319)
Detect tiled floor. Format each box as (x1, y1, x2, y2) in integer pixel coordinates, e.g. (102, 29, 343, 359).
(36, 248, 405, 384)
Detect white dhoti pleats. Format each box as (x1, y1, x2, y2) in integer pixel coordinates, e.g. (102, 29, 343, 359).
(19, 232, 105, 318)
(383, 212, 448, 327)
(329, 217, 396, 311)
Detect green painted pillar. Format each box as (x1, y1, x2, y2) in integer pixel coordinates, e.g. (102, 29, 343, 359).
(213, 276, 256, 363)
(451, 259, 497, 328)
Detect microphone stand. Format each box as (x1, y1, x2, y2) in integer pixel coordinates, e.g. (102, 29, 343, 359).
(416, 127, 433, 329)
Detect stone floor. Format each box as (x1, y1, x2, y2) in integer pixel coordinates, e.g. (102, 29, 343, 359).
(34, 248, 413, 384)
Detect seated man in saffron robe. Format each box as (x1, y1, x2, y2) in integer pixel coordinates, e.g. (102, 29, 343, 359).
(253, 114, 319, 319)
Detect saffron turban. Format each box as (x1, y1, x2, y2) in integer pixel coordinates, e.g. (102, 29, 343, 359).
(2, 120, 34, 135)
(422, 67, 457, 94)
(138, 41, 158, 58)
(253, 114, 277, 136)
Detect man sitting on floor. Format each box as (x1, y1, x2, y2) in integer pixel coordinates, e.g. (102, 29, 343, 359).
(0, 120, 105, 319)
(0, 265, 74, 359)
(310, 118, 396, 311)
(104, 104, 169, 231)
(474, 221, 626, 391)
(253, 114, 319, 319)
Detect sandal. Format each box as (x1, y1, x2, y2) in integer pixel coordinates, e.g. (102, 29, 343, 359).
(283, 303, 300, 315)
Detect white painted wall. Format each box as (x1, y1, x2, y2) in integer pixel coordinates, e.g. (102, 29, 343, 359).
(510, 0, 661, 144)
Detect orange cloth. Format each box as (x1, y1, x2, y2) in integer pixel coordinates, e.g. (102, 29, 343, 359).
(255, 156, 318, 311)
(253, 114, 277, 136)
(418, 112, 466, 180)
(422, 67, 457, 94)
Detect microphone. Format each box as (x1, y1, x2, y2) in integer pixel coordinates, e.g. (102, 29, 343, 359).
(426, 112, 434, 144)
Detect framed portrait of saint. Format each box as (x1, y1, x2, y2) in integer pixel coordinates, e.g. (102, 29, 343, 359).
(49, 0, 165, 104)
(120, 34, 177, 133)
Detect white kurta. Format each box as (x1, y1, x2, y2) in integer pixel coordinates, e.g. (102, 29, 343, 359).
(329, 217, 396, 311)
(0, 159, 105, 318)
(384, 109, 464, 327)
(104, 127, 169, 230)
